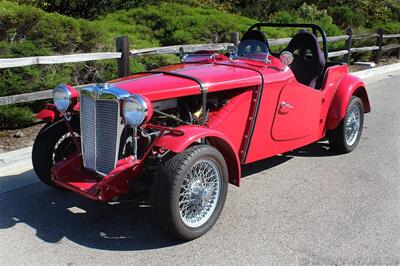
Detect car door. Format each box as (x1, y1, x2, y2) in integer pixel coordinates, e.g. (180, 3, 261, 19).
(271, 79, 322, 141)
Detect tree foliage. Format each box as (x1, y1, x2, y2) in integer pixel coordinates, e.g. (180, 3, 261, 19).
(328, 6, 365, 29)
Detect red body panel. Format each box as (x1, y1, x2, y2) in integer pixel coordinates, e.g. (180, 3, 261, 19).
(52, 153, 142, 201)
(156, 125, 242, 186)
(41, 53, 370, 199)
(36, 109, 57, 122)
(111, 62, 263, 101)
(243, 65, 370, 163)
(271, 79, 322, 141)
(317, 65, 348, 134)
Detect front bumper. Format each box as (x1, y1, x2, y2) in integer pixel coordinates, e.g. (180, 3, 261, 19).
(51, 153, 142, 201)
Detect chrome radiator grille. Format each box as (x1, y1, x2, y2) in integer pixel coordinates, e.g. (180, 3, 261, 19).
(80, 95, 96, 171)
(95, 100, 119, 174)
(80, 94, 121, 175)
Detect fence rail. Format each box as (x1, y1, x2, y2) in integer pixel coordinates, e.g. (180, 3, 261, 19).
(0, 52, 122, 69)
(1, 28, 399, 105)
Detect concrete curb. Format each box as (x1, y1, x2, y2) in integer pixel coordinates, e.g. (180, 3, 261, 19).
(0, 146, 32, 165)
(0, 62, 400, 176)
(352, 63, 400, 79)
(0, 146, 33, 175)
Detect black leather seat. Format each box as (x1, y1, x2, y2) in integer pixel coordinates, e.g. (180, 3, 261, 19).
(241, 30, 270, 50)
(284, 32, 325, 88)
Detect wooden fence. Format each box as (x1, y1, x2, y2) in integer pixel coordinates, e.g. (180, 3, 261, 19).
(0, 28, 399, 106)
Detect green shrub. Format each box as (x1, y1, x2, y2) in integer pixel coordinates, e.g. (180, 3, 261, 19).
(99, 3, 256, 46)
(0, 105, 35, 129)
(328, 6, 364, 29)
(373, 21, 400, 34)
(270, 11, 301, 24)
(269, 4, 342, 37)
(13, 0, 204, 19)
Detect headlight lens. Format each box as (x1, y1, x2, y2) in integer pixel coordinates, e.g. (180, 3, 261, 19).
(123, 95, 148, 126)
(53, 84, 71, 112)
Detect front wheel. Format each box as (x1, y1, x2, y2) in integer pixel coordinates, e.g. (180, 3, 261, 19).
(328, 96, 364, 153)
(152, 145, 228, 240)
(32, 118, 80, 188)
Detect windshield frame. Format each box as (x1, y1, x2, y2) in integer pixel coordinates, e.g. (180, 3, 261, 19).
(236, 39, 270, 63)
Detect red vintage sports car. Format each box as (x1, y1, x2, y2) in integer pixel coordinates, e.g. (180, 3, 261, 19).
(33, 23, 370, 240)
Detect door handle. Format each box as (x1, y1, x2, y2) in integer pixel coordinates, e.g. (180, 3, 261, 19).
(280, 101, 294, 109)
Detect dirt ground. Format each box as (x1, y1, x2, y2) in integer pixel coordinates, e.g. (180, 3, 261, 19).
(0, 123, 44, 153)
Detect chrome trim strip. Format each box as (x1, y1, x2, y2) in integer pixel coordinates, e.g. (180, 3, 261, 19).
(99, 86, 131, 100)
(112, 73, 164, 86)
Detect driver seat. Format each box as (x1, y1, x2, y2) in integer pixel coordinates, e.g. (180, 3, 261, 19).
(284, 32, 325, 88)
(241, 30, 270, 50)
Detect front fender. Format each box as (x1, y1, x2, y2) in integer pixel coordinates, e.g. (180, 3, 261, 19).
(155, 125, 242, 186)
(36, 103, 65, 123)
(36, 108, 58, 123)
(326, 74, 371, 130)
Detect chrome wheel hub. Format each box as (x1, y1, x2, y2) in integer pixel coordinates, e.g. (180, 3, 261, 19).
(345, 104, 361, 146)
(179, 159, 221, 228)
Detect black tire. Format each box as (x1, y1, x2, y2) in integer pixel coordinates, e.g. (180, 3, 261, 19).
(328, 96, 364, 153)
(152, 144, 228, 240)
(32, 118, 80, 188)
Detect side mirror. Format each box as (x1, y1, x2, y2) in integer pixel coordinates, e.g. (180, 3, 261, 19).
(280, 51, 294, 66)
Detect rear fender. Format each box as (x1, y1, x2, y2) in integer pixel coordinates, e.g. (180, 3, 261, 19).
(326, 74, 371, 130)
(155, 125, 241, 186)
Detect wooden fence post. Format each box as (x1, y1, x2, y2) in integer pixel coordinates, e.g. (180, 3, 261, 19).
(116, 36, 130, 77)
(231, 32, 240, 46)
(374, 29, 384, 64)
(343, 27, 353, 64)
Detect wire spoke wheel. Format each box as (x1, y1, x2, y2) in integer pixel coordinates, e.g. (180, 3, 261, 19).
(32, 118, 80, 188)
(152, 145, 228, 240)
(327, 96, 364, 154)
(52, 132, 80, 165)
(179, 159, 221, 228)
(344, 103, 361, 146)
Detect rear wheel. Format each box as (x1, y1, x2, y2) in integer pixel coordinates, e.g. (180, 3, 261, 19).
(152, 145, 228, 240)
(328, 96, 364, 153)
(32, 119, 80, 188)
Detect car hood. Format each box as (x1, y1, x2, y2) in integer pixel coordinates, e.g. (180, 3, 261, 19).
(110, 61, 269, 101)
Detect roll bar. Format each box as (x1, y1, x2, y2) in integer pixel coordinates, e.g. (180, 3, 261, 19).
(247, 23, 329, 60)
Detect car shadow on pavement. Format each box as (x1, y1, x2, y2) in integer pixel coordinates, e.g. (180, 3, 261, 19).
(242, 141, 339, 177)
(288, 140, 339, 158)
(0, 141, 339, 251)
(0, 176, 184, 251)
(242, 154, 293, 177)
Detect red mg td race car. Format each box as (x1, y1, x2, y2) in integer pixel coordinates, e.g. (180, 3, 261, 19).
(33, 23, 370, 240)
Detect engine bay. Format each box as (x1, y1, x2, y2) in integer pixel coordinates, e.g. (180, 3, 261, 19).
(118, 87, 250, 160)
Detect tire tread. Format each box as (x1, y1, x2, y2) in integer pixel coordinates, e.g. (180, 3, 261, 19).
(152, 144, 227, 240)
(328, 96, 364, 153)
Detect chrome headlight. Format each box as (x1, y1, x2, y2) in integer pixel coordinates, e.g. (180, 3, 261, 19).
(53, 84, 72, 112)
(123, 95, 148, 126)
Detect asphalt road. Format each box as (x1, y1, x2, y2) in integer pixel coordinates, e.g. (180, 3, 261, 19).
(0, 72, 399, 265)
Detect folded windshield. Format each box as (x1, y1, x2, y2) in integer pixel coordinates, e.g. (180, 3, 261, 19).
(237, 40, 269, 62)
